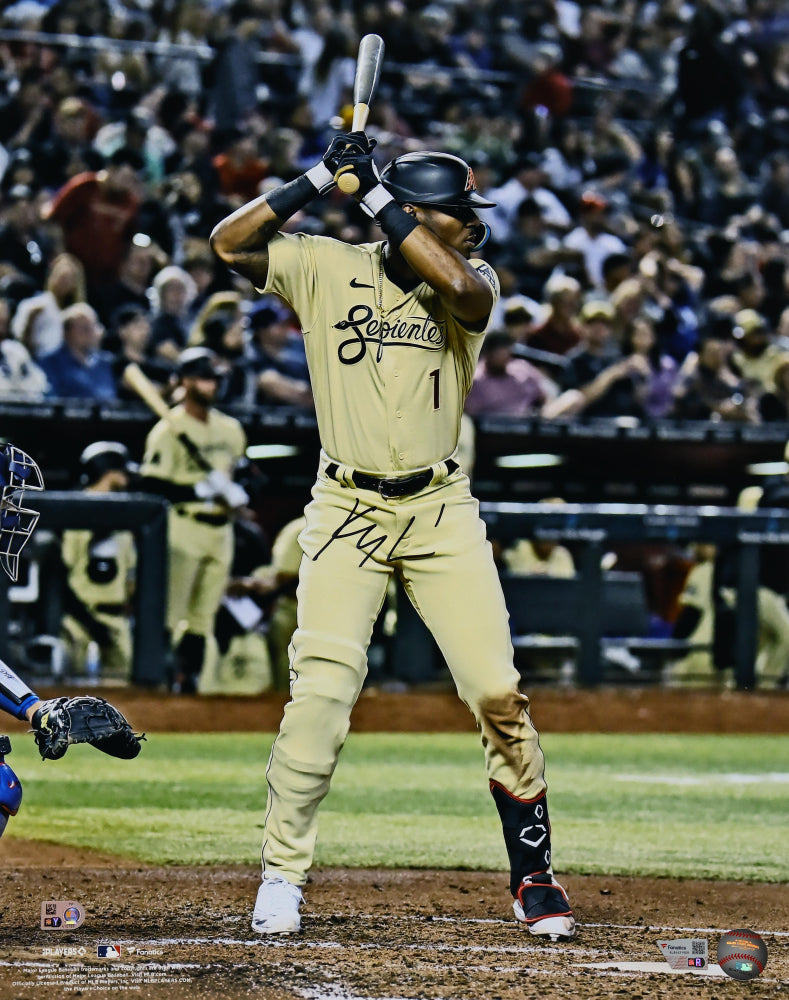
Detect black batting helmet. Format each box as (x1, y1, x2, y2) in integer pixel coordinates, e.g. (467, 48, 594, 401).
(380, 152, 496, 210)
(178, 346, 221, 379)
(79, 441, 135, 487)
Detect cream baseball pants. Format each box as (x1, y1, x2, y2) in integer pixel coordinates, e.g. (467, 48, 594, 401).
(262, 470, 547, 885)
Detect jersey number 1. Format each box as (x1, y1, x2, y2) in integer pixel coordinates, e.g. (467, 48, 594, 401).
(429, 369, 440, 410)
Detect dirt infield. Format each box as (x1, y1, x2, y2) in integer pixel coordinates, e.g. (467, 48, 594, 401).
(1, 688, 787, 999)
(23, 683, 789, 735)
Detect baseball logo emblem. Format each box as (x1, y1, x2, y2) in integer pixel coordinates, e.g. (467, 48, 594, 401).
(717, 928, 768, 980)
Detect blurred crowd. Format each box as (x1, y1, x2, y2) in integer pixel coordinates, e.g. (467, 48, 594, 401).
(3, 0, 789, 425)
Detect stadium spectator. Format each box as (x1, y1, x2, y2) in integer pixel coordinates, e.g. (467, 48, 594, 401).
(246, 298, 312, 409)
(557, 299, 621, 392)
(39, 303, 117, 401)
(609, 276, 647, 345)
(0, 183, 52, 288)
(487, 153, 572, 244)
(758, 354, 789, 423)
(212, 127, 268, 205)
(491, 197, 563, 302)
(108, 304, 175, 403)
(561, 191, 628, 290)
(42, 147, 144, 295)
(34, 95, 101, 191)
(699, 145, 758, 227)
(526, 274, 583, 356)
(730, 308, 784, 399)
(671, 6, 746, 138)
(465, 330, 556, 418)
(600, 251, 634, 296)
(0, 67, 51, 152)
(759, 152, 789, 229)
(502, 299, 537, 347)
(625, 317, 679, 420)
(148, 265, 197, 363)
(584, 104, 643, 190)
(545, 311, 656, 421)
(10, 252, 86, 358)
(0, 295, 48, 400)
(89, 233, 162, 329)
(671, 334, 757, 423)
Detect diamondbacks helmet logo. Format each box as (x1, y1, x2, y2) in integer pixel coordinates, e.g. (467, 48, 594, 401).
(0, 443, 44, 581)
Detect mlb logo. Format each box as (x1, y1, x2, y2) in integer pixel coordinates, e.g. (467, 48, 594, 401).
(97, 944, 121, 959)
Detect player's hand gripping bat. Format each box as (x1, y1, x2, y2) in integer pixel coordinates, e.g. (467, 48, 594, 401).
(333, 34, 385, 194)
(123, 362, 212, 473)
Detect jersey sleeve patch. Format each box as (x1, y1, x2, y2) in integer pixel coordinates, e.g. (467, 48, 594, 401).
(474, 260, 499, 293)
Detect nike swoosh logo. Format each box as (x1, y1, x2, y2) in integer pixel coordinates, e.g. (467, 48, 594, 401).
(349, 278, 374, 289)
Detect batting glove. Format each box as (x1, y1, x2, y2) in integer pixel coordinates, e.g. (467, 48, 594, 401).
(218, 481, 249, 510)
(322, 131, 372, 172)
(304, 131, 374, 194)
(194, 469, 232, 502)
(336, 144, 386, 201)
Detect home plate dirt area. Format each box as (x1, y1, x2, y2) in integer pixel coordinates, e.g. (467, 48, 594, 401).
(0, 856, 787, 1000)
(0, 688, 787, 1000)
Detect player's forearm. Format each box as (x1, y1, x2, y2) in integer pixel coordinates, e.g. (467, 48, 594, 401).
(210, 194, 281, 272)
(398, 226, 493, 323)
(211, 161, 334, 283)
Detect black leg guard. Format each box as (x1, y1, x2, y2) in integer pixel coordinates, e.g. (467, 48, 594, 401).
(490, 780, 552, 896)
(173, 633, 206, 694)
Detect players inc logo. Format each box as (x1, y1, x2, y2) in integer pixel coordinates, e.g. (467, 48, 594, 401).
(41, 900, 84, 929)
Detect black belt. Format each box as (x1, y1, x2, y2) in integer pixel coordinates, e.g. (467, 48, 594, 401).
(325, 459, 458, 499)
(94, 603, 126, 615)
(176, 508, 230, 527)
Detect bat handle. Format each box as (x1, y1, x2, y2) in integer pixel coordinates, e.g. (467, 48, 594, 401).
(335, 166, 360, 193)
(333, 103, 370, 194)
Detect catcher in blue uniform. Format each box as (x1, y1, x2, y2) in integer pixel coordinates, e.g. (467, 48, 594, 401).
(0, 442, 143, 837)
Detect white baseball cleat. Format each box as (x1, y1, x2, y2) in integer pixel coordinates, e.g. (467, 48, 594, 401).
(513, 872, 576, 941)
(251, 875, 304, 934)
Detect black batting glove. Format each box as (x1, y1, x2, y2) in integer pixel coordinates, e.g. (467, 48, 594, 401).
(336, 144, 381, 199)
(322, 131, 373, 173)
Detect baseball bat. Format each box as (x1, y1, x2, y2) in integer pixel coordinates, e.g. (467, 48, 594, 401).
(123, 362, 213, 473)
(334, 33, 385, 194)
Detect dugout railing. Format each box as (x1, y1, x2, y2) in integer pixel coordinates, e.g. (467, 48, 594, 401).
(479, 501, 789, 689)
(0, 493, 169, 687)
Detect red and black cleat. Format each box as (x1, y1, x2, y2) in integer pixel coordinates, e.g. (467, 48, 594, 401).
(513, 872, 575, 941)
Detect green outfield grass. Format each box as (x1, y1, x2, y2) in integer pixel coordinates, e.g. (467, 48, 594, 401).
(6, 732, 788, 880)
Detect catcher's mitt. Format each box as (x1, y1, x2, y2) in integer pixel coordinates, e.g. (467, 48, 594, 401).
(31, 697, 145, 761)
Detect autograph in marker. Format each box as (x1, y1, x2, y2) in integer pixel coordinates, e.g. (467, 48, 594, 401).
(313, 500, 436, 566)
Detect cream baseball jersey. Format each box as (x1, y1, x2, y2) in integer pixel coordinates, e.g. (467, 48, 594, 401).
(140, 405, 246, 514)
(262, 234, 499, 472)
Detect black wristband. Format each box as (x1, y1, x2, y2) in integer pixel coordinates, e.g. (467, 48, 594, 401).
(265, 174, 319, 222)
(377, 201, 420, 249)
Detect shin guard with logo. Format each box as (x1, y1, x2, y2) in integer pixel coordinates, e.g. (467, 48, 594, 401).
(490, 780, 552, 896)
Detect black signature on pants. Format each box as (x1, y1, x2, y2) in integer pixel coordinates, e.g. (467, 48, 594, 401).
(313, 500, 436, 567)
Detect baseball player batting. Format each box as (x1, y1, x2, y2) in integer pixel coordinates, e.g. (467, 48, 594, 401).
(210, 137, 575, 940)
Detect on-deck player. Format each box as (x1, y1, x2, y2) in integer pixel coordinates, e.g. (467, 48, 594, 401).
(210, 134, 576, 940)
(139, 347, 248, 694)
